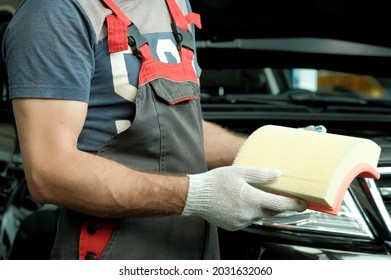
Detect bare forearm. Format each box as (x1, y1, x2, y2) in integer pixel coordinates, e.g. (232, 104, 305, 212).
(203, 120, 246, 169)
(13, 99, 189, 218)
(25, 148, 189, 218)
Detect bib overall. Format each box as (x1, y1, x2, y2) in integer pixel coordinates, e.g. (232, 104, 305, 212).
(50, 0, 219, 260)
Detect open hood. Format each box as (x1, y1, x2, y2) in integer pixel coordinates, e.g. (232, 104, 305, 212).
(191, 0, 391, 76)
(191, 0, 390, 46)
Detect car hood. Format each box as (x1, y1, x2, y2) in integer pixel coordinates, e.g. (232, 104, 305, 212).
(191, 0, 391, 76)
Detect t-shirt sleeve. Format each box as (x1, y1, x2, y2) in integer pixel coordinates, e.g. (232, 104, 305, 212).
(2, 0, 96, 102)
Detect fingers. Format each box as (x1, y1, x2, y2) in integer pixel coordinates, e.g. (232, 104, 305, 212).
(242, 183, 307, 213)
(229, 166, 307, 212)
(257, 190, 307, 212)
(229, 165, 281, 184)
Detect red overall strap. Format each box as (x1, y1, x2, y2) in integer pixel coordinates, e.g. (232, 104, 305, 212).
(138, 0, 202, 86)
(185, 13, 202, 29)
(165, 0, 201, 64)
(102, 0, 131, 53)
(79, 219, 117, 260)
(165, 0, 202, 30)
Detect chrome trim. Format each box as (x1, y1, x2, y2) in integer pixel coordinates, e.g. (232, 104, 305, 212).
(365, 167, 391, 234)
(379, 187, 391, 198)
(254, 190, 374, 239)
(344, 189, 374, 239)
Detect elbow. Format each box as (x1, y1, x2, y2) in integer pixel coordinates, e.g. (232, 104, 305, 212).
(21, 147, 79, 206)
(24, 167, 54, 204)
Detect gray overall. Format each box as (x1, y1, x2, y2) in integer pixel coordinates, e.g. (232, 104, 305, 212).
(50, 0, 219, 260)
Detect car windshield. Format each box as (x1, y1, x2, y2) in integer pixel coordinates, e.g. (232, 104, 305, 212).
(200, 68, 391, 102)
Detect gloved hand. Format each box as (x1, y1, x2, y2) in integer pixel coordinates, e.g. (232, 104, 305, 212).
(182, 166, 306, 231)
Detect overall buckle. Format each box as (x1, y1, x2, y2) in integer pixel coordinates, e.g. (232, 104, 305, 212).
(127, 24, 148, 54)
(171, 22, 194, 51)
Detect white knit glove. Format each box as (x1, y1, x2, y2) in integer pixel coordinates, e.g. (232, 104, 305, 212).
(182, 166, 306, 231)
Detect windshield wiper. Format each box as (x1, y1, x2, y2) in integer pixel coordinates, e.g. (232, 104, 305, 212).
(286, 89, 365, 103)
(202, 92, 291, 105)
(201, 89, 391, 114)
(283, 89, 391, 108)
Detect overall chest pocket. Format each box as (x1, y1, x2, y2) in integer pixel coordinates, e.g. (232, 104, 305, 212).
(149, 78, 200, 105)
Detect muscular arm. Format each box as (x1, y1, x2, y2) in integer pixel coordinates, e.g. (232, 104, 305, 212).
(12, 99, 189, 218)
(203, 120, 246, 169)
